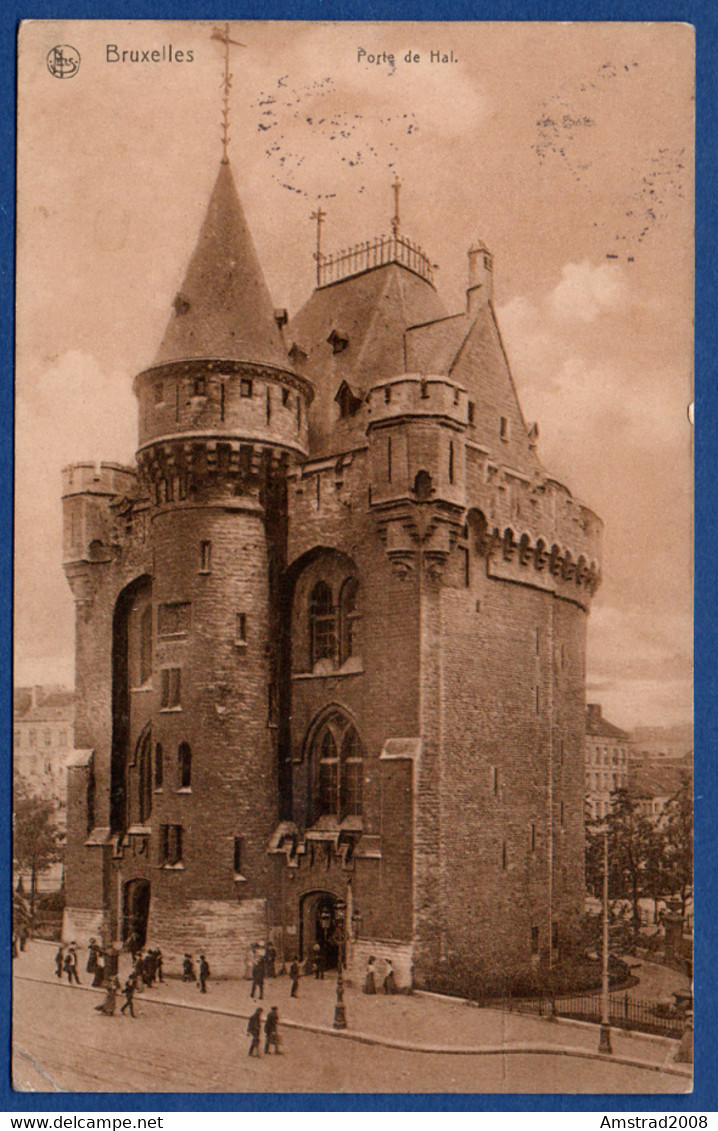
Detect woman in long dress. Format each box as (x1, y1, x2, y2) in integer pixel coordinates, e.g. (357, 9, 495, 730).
(363, 956, 377, 994)
(95, 976, 120, 1016)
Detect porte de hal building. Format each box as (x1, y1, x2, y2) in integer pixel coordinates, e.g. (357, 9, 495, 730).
(61, 152, 602, 989)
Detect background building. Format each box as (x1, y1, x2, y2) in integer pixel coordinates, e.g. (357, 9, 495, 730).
(61, 151, 602, 987)
(13, 685, 75, 807)
(584, 702, 631, 822)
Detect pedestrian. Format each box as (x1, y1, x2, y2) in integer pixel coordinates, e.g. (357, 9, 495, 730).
(127, 931, 140, 963)
(11, 935, 18, 960)
(142, 951, 154, 988)
(264, 1006, 281, 1054)
(155, 948, 164, 984)
(265, 942, 276, 978)
(133, 951, 145, 991)
(250, 953, 265, 999)
(198, 954, 210, 993)
(182, 953, 196, 982)
(289, 960, 300, 998)
(120, 975, 136, 1017)
(64, 946, 81, 985)
(86, 938, 101, 979)
(313, 943, 325, 980)
(18, 925, 28, 951)
(95, 976, 120, 1016)
(247, 1007, 262, 1057)
(363, 955, 377, 994)
(54, 944, 64, 978)
(92, 948, 106, 988)
(383, 958, 397, 995)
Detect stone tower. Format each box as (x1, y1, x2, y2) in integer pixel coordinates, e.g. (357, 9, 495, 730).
(62, 155, 602, 991)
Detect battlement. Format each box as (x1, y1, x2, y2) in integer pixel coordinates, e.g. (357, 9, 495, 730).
(367, 375, 469, 431)
(134, 359, 313, 459)
(62, 462, 137, 499)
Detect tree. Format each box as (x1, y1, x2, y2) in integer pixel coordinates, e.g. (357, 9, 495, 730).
(585, 789, 660, 934)
(13, 779, 62, 927)
(662, 772, 693, 920)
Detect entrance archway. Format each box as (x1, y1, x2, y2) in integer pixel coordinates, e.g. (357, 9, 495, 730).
(122, 878, 151, 947)
(299, 890, 340, 970)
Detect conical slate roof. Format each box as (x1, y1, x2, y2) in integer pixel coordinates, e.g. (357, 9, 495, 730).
(153, 161, 289, 369)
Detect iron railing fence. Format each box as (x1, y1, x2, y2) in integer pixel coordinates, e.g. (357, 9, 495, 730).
(476, 990, 685, 1038)
(317, 233, 434, 287)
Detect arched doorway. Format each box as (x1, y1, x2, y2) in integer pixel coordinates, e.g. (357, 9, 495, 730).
(122, 878, 151, 947)
(299, 890, 340, 970)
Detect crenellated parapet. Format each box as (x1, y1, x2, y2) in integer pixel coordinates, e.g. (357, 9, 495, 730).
(62, 462, 138, 565)
(363, 375, 602, 600)
(133, 358, 313, 456)
(366, 374, 469, 578)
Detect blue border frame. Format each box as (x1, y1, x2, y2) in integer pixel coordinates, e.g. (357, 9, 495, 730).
(4, 0, 714, 1112)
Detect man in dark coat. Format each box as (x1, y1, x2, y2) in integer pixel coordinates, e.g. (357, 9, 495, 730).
(198, 954, 210, 993)
(313, 943, 325, 980)
(182, 953, 196, 982)
(64, 946, 81, 985)
(247, 1007, 262, 1056)
(265, 942, 276, 978)
(120, 975, 136, 1018)
(264, 1006, 281, 1054)
(54, 944, 64, 978)
(250, 954, 265, 999)
(289, 960, 300, 998)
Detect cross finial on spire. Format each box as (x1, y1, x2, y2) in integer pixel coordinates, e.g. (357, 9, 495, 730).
(211, 24, 247, 164)
(310, 207, 327, 286)
(391, 173, 401, 237)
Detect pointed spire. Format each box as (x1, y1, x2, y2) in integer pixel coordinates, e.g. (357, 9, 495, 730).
(153, 162, 289, 369)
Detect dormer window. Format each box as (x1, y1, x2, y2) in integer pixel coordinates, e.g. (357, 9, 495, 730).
(327, 328, 349, 354)
(335, 381, 363, 419)
(289, 342, 308, 364)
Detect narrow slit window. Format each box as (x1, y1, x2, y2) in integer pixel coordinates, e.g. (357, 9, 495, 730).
(448, 441, 454, 484)
(160, 667, 181, 709)
(240, 378, 253, 398)
(236, 612, 247, 644)
(200, 541, 212, 573)
(178, 743, 192, 789)
(500, 416, 510, 441)
(387, 436, 392, 483)
(233, 836, 243, 875)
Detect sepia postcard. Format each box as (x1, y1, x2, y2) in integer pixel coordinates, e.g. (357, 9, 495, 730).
(13, 19, 694, 1098)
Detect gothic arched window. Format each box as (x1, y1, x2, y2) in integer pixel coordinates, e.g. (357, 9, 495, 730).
(154, 743, 163, 790)
(311, 713, 364, 821)
(309, 582, 336, 667)
(338, 578, 360, 665)
(138, 729, 152, 824)
(178, 742, 192, 790)
(318, 729, 338, 816)
(340, 725, 363, 816)
(139, 606, 153, 685)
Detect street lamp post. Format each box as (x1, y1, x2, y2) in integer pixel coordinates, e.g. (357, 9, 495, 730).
(599, 823, 613, 1054)
(333, 899, 348, 1030)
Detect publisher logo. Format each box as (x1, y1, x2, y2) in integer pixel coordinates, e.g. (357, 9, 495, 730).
(47, 45, 81, 79)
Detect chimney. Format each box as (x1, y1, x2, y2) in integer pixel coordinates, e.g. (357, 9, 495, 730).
(467, 240, 493, 315)
(587, 703, 602, 726)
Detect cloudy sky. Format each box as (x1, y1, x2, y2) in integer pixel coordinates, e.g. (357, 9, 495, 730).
(16, 20, 693, 729)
